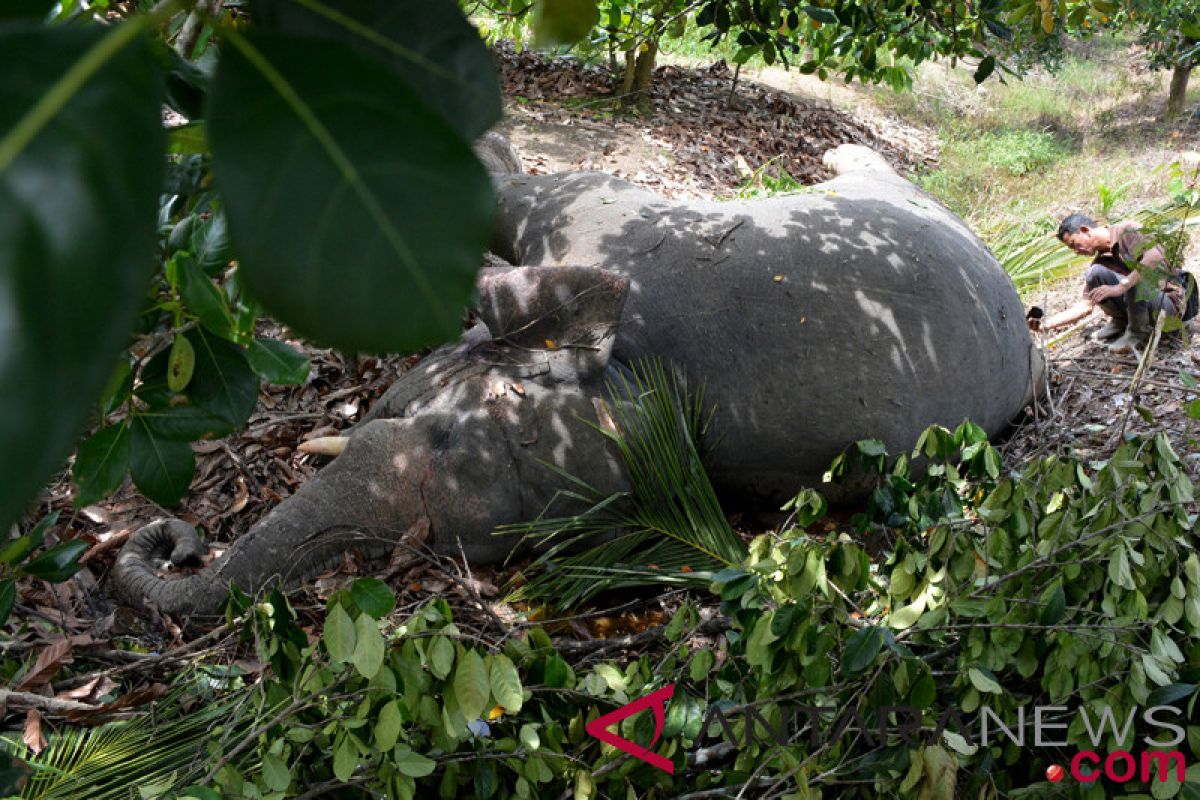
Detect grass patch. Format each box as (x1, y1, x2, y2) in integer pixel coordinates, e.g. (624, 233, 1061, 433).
(866, 33, 1186, 264)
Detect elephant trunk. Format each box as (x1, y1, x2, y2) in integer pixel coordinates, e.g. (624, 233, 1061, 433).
(112, 420, 435, 618)
(111, 519, 229, 617)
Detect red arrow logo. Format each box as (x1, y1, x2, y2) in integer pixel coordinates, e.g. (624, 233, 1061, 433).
(585, 684, 676, 774)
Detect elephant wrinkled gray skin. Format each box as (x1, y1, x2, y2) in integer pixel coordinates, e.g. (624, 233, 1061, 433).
(491, 144, 1042, 504)
(112, 139, 1042, 617)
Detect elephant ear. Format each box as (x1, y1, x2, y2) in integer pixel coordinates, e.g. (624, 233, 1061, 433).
(476, 265, 629, 381)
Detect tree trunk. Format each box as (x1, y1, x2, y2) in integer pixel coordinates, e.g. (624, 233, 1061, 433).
(1166, 63, 1192, 118)
(620, 48, 638, 98)
(627, 40, 658, 111)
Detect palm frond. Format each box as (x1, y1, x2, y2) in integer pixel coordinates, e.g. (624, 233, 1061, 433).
(2, 688, 254, 800)
(502, 358, 745, 607)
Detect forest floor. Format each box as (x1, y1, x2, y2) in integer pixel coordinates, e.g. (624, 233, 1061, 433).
(7, 38, 1200, 716)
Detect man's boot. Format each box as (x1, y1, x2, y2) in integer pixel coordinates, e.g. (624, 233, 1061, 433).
(1107, 304, 1151, 353)
(1090, 301, 1126, 342)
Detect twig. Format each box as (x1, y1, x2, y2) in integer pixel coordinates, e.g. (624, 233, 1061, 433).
(220, 441, 265, 497)
(553, 616, 731, 657)
(54, 622, 235, 690)
(1113, 311, 1168, 443)
(0, 690, 95, 714)
(1055, 366, 1185, 391)
(1043, 319, 1092, 349)
(292, 774, 371, 800)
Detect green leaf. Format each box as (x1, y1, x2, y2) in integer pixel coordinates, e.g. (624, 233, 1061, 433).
(0, 513, 53, 566)
(375, 700, 403, 751)
(803, 5, 839, 24)
(135, 405, 234, 442)
(208, 32, 493, 354)
(394, 746, 436, 778)
(189, 209, 232, 274)
(332, 732, 357, 782)
(842, 626, 885, 675)
(352, 612, 385, 678)
(1039, 583, 1066, 626)
(166, 122, 208, 156)
(129, 418, 195, 506)
(99, 356, 134, 416)
(968, 667, 1004, 695)
(1109, 546, 1135, 591)
(1182, 20, 1200, 41)
(177, 254, 235, 338)
(490, 653, 523, 713)
(186, 327, 259, 430)
(454, 648, 490, 721)
(973, 55, 996, 83)
(910, 672, 936, 708)
(1148, 683, 1196, 707)
(167, 335, 196, 393)
(519, 724, 540, 752)
(0, 580, 15, 625)
(533, 0, 601, 47)
(21, 539, 87, 583)
(251, 0, 501, 140)
(350, 577, 395, 618)
(247, 338, 311, 386)
(0, 25, 163, 533)
(429, 636, 455, 680)
(324, 603, 357, 664)
(72, 423, 131, 507)
(261, 752, 291, 792)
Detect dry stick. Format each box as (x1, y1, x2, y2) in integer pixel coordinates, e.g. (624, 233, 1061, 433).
(1044, 319, 1092, 350)
(291, 774, 372, 800)
(553, 616, 732, 658)
(1055, 366, 1185, 392)
(1113, 312, 1169, 443)
(219, 440, 265, 498)
(54, 622, 236, 690)
(0, 690, 96, 714)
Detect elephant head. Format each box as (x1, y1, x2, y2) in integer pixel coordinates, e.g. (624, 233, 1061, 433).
(112, 267, 633, 617)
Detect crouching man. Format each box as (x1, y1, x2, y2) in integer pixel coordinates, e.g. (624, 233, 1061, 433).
(1033, 214, 1196, 352)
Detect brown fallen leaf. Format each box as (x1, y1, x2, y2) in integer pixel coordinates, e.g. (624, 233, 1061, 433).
(56, 675, 118, 703)
(23, 709, 45, 754)
(17, 638, 75, 692)
(64, 683, 168, 723)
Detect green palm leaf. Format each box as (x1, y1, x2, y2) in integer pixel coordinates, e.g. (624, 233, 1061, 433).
(1, 689, 253, 800)
(503, 358, 746, 607)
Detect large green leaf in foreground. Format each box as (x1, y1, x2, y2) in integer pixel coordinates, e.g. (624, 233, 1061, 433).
(251, 0, 502, 140)
(209, 32, 494, 354)
(0, 26, 163, 529)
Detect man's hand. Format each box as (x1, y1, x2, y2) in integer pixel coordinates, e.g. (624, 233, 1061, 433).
(1164, 281, 1185, 314)
(1086, 283, 1125, 304)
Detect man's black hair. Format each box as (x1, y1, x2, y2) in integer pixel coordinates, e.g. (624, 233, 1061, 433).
(1057, 213, 1096, 241)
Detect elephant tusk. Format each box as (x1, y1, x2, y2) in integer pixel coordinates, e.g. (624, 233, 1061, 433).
(298, 435, 348, 456)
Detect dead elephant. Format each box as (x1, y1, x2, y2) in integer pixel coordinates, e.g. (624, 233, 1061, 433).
(489, 144, 1042, 503)
(112, 144, 1042, 616)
